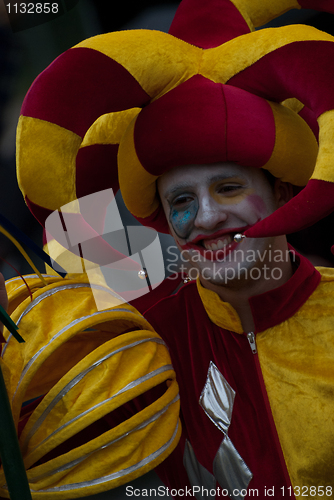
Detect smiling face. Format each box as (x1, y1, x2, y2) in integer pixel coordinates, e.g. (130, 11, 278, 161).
(158, 162, 290, 288)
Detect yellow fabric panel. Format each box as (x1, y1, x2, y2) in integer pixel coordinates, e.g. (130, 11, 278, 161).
(257, 267, 334, 491)
(21, 330, 174, 464)
(262, 101, 317, 186)
(16, 116, 80, 209)
(74, 30, 201, 100)
(228, 0, 255, 32)
(24, 381, 180, 497)
(282, 97, 304, 114)
(80, 108, 141, 148)
(25, 329, 121, 401)
(201, 25, 334, 84)
(196, 279, 244, 334)
(44, 238, 104, 275)
(231, 0, 300, 30)
(5, 274, 60, 315)
(118, 116, 159, 218)
(311, 110, 334, 182)
(3, 276, 149, 423)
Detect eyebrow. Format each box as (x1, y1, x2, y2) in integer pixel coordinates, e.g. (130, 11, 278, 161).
(163, 173, 246, 198)
(164, 182, 195, 198)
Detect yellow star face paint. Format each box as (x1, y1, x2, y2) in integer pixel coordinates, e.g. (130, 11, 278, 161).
(208, 177, 254, 205)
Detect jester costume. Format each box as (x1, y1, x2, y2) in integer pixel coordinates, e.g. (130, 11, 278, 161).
(141, 253, 334, 498)
(1, 0, 334, 498)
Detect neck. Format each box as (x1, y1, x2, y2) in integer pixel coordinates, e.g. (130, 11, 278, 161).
(199, 238, 294, 333)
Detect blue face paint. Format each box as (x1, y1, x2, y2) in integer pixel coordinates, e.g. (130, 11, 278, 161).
(170, 197, 199, 240)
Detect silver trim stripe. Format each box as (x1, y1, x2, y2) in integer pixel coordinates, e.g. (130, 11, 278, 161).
(26, 363, 173, 455)
(5, 274, 58, 285)
(29, 395, 180, 489)
(22, 337, 168, 449)
(4, 276, 58, 295)
(2, 283, 129, 357)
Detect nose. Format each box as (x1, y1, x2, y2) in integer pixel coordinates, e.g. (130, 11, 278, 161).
(194, 195, 228, 230)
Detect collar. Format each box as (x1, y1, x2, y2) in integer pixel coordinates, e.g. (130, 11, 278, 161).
(197, 249, 321, 334)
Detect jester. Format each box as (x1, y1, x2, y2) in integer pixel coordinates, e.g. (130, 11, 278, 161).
(2, 0, 334, 498)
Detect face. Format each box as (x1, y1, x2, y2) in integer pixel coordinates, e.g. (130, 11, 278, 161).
(158, 162, 287, 287)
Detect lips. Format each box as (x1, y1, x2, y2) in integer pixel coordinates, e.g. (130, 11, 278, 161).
(203, 234, 232, 251)
(180, 226, 251, 260)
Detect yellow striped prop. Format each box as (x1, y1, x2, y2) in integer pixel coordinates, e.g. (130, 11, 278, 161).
(0, 274, 180, 498)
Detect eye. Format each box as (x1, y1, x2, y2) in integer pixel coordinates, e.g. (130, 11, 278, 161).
(171, 194, 195, 207)
(218, 184, 244, 195)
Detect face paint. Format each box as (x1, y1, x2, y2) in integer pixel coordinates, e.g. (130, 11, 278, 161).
(247, 194, 268, 216)
(208, 179, 254, 205)
(169, 196, 199, 240)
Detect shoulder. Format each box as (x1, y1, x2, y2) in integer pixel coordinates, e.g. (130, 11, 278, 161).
(298, 266, 334, 312)
(314, 266, 334, 296)
(317, 266, 334, 283)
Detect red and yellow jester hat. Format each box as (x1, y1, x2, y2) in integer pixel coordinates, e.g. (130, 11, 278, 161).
(16, 0, 334, 247)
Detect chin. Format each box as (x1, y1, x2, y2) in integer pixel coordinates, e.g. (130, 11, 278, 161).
(190, 261, 250, 286)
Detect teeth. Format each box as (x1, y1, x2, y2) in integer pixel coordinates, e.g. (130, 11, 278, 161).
(203, 236, 231, 251)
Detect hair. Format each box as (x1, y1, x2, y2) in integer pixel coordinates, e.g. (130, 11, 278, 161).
(262, 169, 277, 190)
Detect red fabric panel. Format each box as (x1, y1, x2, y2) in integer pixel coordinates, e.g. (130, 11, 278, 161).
(134, 75, 275, 176)
(298, 105, 319, 140)
(76, 143, 119, 199)
(135, 206, 170, 234)
(26, 196, 53, 227)
(228, 41, 334, 118)
(168, 0, 250, 48)
(224, 85, 275, 166)
(145, 281, 298, 496)
(227, 41, 334, 239)
(249, 249, 320, 332)
(129, 273, 183, 310)
(21, 47, 150, 137)
(298, 0, 334, 13)
(135, 76, 228, 174)
(244, 179, 334, 238)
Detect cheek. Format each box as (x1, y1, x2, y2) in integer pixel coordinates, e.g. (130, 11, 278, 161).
(171, 208, 191, 233)
(169, 200, 199, 240)
(246, 194, 268, 216)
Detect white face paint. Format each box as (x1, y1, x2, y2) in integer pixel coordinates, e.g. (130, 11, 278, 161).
(158, 162, 285, 287)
